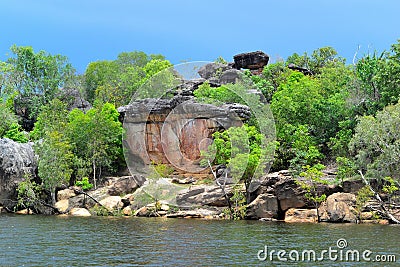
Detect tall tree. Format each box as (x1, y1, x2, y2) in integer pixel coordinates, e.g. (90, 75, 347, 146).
(67, 102, 123, 188)
(5, 45, 75, 118)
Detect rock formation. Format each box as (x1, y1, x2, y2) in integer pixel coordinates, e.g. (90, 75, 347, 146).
(233, 51, 269, 74)
(0, 138, 37, 210)
(121, 97, 247, 178)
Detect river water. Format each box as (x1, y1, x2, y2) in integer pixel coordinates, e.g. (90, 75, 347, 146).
(0, 214, 398, 266)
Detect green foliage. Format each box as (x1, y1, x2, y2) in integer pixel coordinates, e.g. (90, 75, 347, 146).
(230, 186, 247, 220)
(67, 102, 123, 188)
(0, 100, 19, 137)
(297, 164, 329, 222)
(75, 177, 93, 191)
(90, 205, 111, 216)
(349, 101, 400, 181)
(4, 122, 29, 143)
(84, 51, 171, 106)
(151, 163, 175, 178)
(353, 40, 400, 115)
(202, 124, 267, 189)
(35, 130, 74, 204)
(194, 82, 245, 105)
(16, 175, 40, 211)
(286, 47, 344, 74)
(336, 157, 357, 184)
(355, 186, 374, 222)
(3, 45, 74, 118)
(215, 56, 228, 64)
(30, 98, 70, 141)
(274, 124, 323, 171)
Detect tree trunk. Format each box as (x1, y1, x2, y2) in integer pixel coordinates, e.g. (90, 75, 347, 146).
(93, 159, 97, 189)
(208, 161, 234, 219)
(359, 170, 400, 224)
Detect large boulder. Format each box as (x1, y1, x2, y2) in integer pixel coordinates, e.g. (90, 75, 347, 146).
(246, 193, 279, 220)
(319, 192, 357, 223)
(233, 51, 269, 70)
(69, 207, 91, 216)
(285, 208, 318, 223)
(176, 185, 234, 207)
(99, 196, 123, 211)
(0, 138, 36, 209)
(219, 69, 242, 84)
(106, 175, 145, 196)
(198, 63, 232, 79)
(274, 177, 308, 211)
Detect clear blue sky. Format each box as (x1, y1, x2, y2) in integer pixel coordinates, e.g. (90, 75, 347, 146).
(1, 0, 399, 73)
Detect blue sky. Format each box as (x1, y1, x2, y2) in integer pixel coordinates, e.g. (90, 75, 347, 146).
(1, 0, 399, 73)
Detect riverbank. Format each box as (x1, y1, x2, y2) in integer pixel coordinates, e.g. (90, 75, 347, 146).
(7, 170, 399, 225)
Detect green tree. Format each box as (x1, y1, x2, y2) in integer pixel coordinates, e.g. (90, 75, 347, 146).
(67, 102, 123, 188)
(296, 164, 329, 222)
(4, 45, 75, 118)
(349, 101, 400, 181)
(84, 51, 170, 106)
(202, 124, 269, 201)
(35, 131, 74, 205)
(0, 100, 19, 137)
(31, 99, 72, 205)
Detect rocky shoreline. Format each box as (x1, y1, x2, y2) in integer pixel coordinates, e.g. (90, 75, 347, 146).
(0, 127, 398, 224)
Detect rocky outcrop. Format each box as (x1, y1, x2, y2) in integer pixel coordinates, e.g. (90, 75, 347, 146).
(246, 193, 279, 219)
(319, 193, 357, 223)
(166, 208, 222, 219)
(59, 88, 92, 112)
(105, 175, 145, 196)
(99, 196, 123, 211)
(176, 185, 234, 207)
(287, 63, 313, 76)
(121, 98, 245, 177)
(54, 176, 143, 213)
(69, 207, 91, 216)
(198, 63, 232, 80)
(285, 208, 318, 223)
(233, 51, 269, 73)
(0, 138, 36, 210)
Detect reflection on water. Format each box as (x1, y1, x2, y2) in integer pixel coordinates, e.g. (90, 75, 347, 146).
(0, 215, 398, 266)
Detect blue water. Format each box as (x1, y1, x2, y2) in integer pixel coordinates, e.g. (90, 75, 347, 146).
(0, 215, 398, 266)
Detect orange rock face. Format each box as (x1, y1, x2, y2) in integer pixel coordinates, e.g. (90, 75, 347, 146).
(122, 99, 245, 177)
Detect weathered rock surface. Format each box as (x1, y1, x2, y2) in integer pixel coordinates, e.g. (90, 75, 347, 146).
(166, 208, 221, 219)
(106, 175, 145, 196)
(274, 177, 308, 211)
(246, 193, 279, 220)
(287, 63, 313, 75)
(57, 188, 76, 201)
(59, 88, 92, 112)
(249, 170, 341, 214)
(55, 199, 69, 213)
(176, 185, 234, 207)
(99, 196, 123, 211)
(69, 207, 91, 216)
(122, 206, 133, 216)
(16, 208, 34, 215)
(285, 208, 318, 223)
(121, 99, 245, 176)
(198, 63, 231, 79)
(0, 138, 36, 209)
(319, 193, 357, 223)
(219, 69, 242, 84)
(233, 51, 269, 71)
